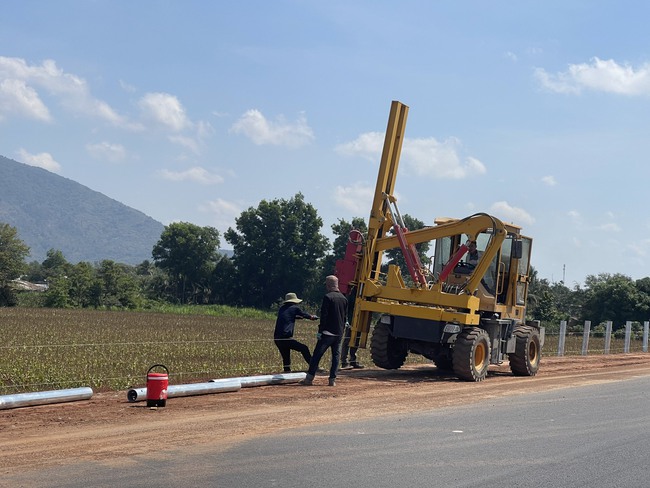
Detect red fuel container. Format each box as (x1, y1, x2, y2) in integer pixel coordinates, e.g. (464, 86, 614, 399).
(146, 364, 169, 407)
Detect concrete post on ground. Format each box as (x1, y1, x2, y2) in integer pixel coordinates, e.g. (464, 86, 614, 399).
(558, 320, 567, 357)
(624, 321, 632, 353)
(581, 320, 591, 356)
(643, 321, 649, 353)
(604, 321, 613, 354)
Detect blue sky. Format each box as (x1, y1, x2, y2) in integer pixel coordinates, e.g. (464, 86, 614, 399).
(2, 1, 650, 286)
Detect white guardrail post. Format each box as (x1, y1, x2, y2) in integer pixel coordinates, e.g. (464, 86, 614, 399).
(604, 320, 613, 354)
(624, 321, 632, 353)
(644, 321, 649, 353)
(581, 320, 591, 356)
(558, 320, 567, 357)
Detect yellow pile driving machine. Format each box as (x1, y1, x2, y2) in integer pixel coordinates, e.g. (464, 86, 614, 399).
(335, 101, 543, 381)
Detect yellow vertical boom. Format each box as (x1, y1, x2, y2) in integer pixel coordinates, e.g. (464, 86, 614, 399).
(350, 101, 409, 348)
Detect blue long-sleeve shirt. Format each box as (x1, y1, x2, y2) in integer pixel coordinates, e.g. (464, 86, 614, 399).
(274, 303, 313, 339)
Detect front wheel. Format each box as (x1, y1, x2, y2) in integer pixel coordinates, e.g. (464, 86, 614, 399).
(508, 325, 541, 376)
(453, 327, 491, 382)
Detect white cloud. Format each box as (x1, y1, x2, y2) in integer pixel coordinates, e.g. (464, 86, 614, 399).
(333, 183, 374, 215)
(199, 198, 241, 231)
(230, 109, 314, 148)
(169, 135, 201, 154)
(489, 201, 535, 226)
(535, 57, 650, 95)
(336, 133, 486, 179)
(159, 167, 224, 185)
(568, 210, 581, 220)
(403, 136, 487, 178)
(139, 92, 191, 132)
(86, 142, 126, 163)
(505, 51, 518, 62)
(16, 148, 61, 173)
(627, 239, 650, 258)
(0, 56, 129, 126)
(0, 78, 51, 121)
(598, 222, 621, 232)
(119, 79, 136, 93)
(542, 175, 557, 186)
(335, 131, 384, 161)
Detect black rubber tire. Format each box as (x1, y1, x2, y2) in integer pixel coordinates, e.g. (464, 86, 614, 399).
(452, 327, 491, 382)
(508, 325, 541, 376)
(370, 322, 408, 369)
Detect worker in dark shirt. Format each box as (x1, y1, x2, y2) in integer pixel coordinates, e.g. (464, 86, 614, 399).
(274, 292, 317, 372)
(301, 275, 348, 387)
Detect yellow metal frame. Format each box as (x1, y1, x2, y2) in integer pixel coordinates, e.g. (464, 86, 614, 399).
(349, 101, 529, 349)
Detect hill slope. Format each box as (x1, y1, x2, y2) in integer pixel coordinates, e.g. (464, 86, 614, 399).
(0, 155, 164, 264)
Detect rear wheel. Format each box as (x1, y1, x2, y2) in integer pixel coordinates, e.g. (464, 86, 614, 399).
(453, 327, 490, 382)
(509, 325, 541, 376)
(370, 322, 408, 369)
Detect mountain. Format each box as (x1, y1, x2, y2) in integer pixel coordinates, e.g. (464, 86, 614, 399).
(0, 155, 165, 265)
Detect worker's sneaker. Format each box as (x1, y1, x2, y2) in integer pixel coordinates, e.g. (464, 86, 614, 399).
(328, 378, 336, 387)
(300, 374, 314, 386)
(340, 362, 351, 370)
(351, 362, 365, 369)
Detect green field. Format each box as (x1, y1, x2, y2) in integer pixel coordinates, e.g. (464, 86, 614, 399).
(0, 307, 378, 395)
(0, 308, 646, 395)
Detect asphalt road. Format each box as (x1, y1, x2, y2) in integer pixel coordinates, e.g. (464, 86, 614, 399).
(6, 375, 650, 488)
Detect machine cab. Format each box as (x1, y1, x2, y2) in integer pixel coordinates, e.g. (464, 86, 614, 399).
(431, 222, 532, 317)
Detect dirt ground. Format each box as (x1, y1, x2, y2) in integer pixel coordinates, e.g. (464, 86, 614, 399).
(2, 353, 650, 475)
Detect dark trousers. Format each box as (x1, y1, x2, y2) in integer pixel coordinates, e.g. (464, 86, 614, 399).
(341, 326, 358, 364)
(307, 334, 342, 379)
(274, 338, 312, 372)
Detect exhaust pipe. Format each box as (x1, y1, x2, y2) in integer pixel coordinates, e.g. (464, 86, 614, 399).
(0, 387, 93, 410)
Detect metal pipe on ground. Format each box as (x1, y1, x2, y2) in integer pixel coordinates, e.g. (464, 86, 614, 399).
(0, 387, 94, 410)
(214, 372, 306, 387)
(127, 378, 241, 403)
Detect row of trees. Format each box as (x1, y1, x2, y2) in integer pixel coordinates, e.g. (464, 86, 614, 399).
(2, 193, 650, 332)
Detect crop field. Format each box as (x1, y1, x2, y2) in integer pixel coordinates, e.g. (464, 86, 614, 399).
(0, 308, 646, 395)
(0, 307, 382, 395)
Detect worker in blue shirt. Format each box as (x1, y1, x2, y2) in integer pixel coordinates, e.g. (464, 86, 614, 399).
(274, 292, 317, 372)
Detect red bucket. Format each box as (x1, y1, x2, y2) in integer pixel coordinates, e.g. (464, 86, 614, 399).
(146, 364, 169, 407)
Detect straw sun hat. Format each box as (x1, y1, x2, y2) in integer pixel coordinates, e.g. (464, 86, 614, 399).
(283, 292, 302, 304)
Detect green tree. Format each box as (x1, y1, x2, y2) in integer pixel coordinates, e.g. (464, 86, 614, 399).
(41, 249, 70, 279)
(24, 260, 46, 283)
(96, 260, 141, 308)
(67, 261, 97, 307)
(210, 255, 240, 305)
(225, 193, 329, 308)
(43, 275, 72, 308)
(0, 223, 30, 306)
(581, 273, 650, 329)
(152, 222, 221, 304)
